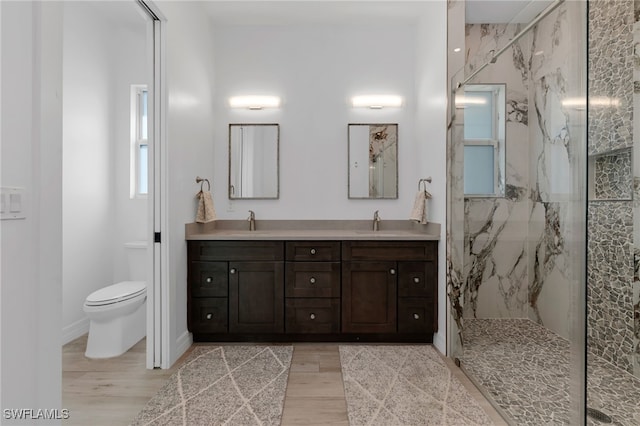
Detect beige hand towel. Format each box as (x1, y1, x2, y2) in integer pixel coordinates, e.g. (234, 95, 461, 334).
(196, 190, 217, 223)
(410, 190, 431, 224)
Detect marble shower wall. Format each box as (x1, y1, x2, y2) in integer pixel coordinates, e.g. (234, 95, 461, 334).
(462, 5, 580, 340)
(462, 23, 531, 321)
(588, 0, 637, 375)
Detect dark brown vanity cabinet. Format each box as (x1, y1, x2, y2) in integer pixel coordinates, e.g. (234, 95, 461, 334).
(187, 241, 284, 335)
(187, 239, 437, 341)
(342, 241, 437, 335)
(284, 241, 341, 333)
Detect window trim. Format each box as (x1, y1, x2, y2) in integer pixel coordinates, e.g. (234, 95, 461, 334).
(462, 84, 506, 198)
(131, 85, 148, 199)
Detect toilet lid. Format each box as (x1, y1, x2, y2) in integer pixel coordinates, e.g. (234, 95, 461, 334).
(86, 281, 146, 306)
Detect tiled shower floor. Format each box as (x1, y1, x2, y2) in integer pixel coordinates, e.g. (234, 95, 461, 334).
(459, 319, 640, 425)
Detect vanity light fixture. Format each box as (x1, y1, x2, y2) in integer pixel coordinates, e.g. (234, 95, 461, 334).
(229, 95, 281, 110)
(453, 47, 462, 53)
(352, 95, 403, 109)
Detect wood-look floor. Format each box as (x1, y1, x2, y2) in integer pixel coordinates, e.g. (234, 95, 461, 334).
(62, 336, 505, 425)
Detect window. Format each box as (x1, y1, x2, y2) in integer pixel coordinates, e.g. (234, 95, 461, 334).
(131, 85, 148, 198)
(461, 84, 505, 197)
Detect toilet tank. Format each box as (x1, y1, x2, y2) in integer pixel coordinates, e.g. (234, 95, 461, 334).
(124, 241, 148, 282)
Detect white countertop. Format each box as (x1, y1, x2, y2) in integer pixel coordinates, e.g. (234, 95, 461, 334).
(185, 220, 440, 241)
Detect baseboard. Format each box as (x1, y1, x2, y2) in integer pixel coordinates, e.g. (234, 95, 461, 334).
(432, 331, 446, 355)
(62, 317, 89, 345)
(175, 330, 193, 363)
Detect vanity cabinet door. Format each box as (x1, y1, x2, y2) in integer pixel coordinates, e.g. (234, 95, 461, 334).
(189, 261, 228, 298)
(285, 298, 340, 333)
(229, 261, 284, 333)
(397, 261, 436, 298)
(398, 298, 433, 334)
(190, 298, 228, 333)
(285, 262, 340, 298)
(342, 261, 397, 333)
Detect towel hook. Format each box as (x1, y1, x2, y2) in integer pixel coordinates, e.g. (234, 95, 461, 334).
(196, 176, 211, 192)
(418, 177, 432, 193)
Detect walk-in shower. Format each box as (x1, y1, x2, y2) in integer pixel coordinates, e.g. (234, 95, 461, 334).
(446, 1, 640, 424)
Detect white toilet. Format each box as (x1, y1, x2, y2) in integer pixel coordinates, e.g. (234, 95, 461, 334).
(83, 241, 147, 358)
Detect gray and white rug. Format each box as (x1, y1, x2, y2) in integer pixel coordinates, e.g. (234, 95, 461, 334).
(339, 345, 494, 426)
(131, 345, 293, 426)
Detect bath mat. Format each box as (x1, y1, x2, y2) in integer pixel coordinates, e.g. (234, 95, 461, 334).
(131, 345, 293, 426)
(339, 345, 494, 425)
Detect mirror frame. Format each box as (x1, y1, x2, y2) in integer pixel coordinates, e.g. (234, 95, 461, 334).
(228, 123, 280, 200)
(347, 123, 399, 199)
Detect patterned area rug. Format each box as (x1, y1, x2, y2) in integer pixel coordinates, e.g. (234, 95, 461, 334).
(131, 345, 293, 426)
(339, 345, 494, 426)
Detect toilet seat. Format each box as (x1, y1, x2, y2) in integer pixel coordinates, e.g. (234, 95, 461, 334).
(85, 281, 146, 307)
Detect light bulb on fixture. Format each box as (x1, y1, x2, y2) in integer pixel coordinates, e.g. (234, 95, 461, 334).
(229, 95, 281, 110)
(351, 95, 403, 109)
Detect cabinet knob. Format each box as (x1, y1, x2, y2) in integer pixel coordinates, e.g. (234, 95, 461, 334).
(413, 277, 420, 284)
(310, 248, 316, 255)
(206, 313, 213, 320)
(230, 268, 236, 274)
(310, 313, 316, 320)
(205, 277, 213, 283)
(309, 277, 316, 284)
(413, 313, 420, 320)
(390, 268, 396, 275)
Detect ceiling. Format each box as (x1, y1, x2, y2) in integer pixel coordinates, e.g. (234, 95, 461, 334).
(465, 0, 555, 24)
(201, 0, 556, 25)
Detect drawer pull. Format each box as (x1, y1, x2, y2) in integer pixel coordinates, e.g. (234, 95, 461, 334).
(390, 268, 396, 275)
(413, 313, 420, 320)
(230, 268, 236, 274)
(309, 277, 316, 284)
(413, 277, 420, 284)
(205, 277, 213, 283)
(206, 313, 213, 320)
(310, 248, 316, 255)
(310, 313, 316, 320)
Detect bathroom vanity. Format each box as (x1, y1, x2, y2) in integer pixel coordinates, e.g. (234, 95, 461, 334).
(186, 220, 439, 342)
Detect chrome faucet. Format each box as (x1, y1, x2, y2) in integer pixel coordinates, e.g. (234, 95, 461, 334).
(247, 210, 256, 231)
(373, 210, 381, 231)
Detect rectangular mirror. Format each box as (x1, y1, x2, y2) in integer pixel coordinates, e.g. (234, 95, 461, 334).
(228, 123, 279, 199)
(348, 123, 398, 199)
(461, 84, 506, 197)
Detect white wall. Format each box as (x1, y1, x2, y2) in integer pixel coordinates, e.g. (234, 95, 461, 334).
(160, 1, 217, 365)
(415, 3, 448, 352)
(61, 2, 148, 344)
(1, 1, 63, 421)
(159, 3, 448, 358)
(62, 3, 116, 342)
(211, 24, 417, 219)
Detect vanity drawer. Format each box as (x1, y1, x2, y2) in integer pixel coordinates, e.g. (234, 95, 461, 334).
(188, 241, 284, 262)
(286, 241, 341, 262)
(189, 261, 228, 298)
(190, 298, 228, 333)
(342, 241, 436, 261)
(397, 261, 436, 298)
(398, 298, 434, 334)
(285, 262, 340, 298)
(285, 298, 340, 333)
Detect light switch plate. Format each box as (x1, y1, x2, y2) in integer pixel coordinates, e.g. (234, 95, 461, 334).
(1, 187, 26, 220)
